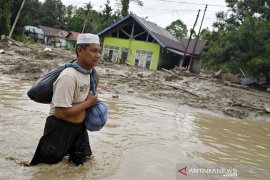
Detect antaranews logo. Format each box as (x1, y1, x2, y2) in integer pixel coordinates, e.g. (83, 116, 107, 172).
(178, 166, 188, 176)
(176, 163, 237, 179)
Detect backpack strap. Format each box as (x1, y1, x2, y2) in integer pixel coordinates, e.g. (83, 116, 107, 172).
(90, 69, 97, 95)
(64, 60, 97, 96)
(64, 62, 92, 74)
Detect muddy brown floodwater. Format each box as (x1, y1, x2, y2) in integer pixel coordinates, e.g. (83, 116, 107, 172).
(0, 76, 270, 179)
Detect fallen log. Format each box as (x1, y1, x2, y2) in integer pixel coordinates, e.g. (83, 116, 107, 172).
(231, 99, 265, 111)
(224, 81, 249, 90)
(164, 83, 200, 97)
(161, 68, 182, 79)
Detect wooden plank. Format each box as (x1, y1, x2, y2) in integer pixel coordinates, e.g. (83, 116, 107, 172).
(161, 68, 182, 79)
(120, 28, 131, 38)
(164, 83, 200, 97)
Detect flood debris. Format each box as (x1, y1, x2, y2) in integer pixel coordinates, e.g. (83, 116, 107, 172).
(112, 94, 119, 98)
(0, 40, 270, 121)
(44, 47, 52, 52)
(213, 69, 240, 84)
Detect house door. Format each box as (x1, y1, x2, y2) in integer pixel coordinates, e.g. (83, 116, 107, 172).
(121, 48, 129, 64)
(182, 56, 190, 68)
(109, 49, 113, 61)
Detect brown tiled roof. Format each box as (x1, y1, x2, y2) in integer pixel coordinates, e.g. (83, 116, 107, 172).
(65, 31, 80, 41)
(177, 37, 208, 55)
(39, 25, 68, 38)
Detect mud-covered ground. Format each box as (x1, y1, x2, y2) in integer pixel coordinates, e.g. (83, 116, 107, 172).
(0, 40, 269, 121)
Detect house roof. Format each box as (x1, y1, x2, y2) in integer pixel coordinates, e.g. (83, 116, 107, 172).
(24, 26, 43, 34)
(178, 37, 208, 55)
(98, 13, 207, 56)
(39, 25, 68, 38)
(65, 31, 80, 41)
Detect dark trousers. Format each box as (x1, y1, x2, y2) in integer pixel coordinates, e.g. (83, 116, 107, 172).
(30, 116, 92, 165)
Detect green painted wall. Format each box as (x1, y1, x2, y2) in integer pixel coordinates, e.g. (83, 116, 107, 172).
(103, 37, 160, 70)
(66, 41, 75, 49)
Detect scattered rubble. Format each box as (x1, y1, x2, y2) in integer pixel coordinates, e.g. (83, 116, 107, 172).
(213, 69, 241, 84)
(0, 40, 269, 121)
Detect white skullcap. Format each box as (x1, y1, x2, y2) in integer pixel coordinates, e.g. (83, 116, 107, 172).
(77, 33, 100, 44)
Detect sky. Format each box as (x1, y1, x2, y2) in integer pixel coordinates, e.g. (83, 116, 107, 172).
(57, 0, 229, 31)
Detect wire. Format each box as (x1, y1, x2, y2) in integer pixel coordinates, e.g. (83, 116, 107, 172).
(155, 0, 227, 7)
(142, 8, 216, 12)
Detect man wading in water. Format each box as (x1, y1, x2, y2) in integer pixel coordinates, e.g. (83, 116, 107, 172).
(30, 33, 101, 165)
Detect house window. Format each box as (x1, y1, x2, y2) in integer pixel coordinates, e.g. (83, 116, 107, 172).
(103, 45, 119, 63)
(135, 50, 153, 68)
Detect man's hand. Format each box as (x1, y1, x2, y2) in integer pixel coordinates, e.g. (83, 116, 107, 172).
(98, 83, 108, 90)
(54, 94, 98, 123)
(86, 94, 98, 107)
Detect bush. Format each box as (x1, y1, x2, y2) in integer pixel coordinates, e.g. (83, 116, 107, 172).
(13, 34, 36, 44)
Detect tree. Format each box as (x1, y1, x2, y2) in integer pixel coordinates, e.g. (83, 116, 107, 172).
(200, 28, 211, 40)
(66, 3, 101, 33)
(0, 0, 13, 36)
(40, 0, 66, 28)
(117, 0, 143, 17)
(64, 5, 75, 30)
(66, 13, 85, 32)
(103, 0, 113, 20)
(96, 0, 120, 32)
(81, 2, 92, 33)
(11, 0, 42, 35)
(226, 0, 270, 21)
(1, 0, 121, 40)
(201, 0, 270, 81)
(165, 19, 188, 37)
(66, 0, 120, 33)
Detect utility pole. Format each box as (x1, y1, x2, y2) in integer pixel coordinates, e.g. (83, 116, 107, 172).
(9, 0, 26, 39)
(179, 9, 200, 67)
(188, 4, 208, 72)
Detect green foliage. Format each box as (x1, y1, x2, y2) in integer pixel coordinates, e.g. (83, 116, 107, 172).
(67, 14, 84, 32)
(11, 0, 42, 36)
(95, 0, 121, 32)
(226, 0, 270, 21)
(13, 34, 36, 44)
(165, 19, 188, 37)
(202, 0, 270, 82)
(40, 0, 66, 28)
(249, 57, 270, 79)
(0, 0, 13, 35)
(117, 0, 143, 17)
(200, 28, 211, 40)
(6, 0, 120, 39)
(66, 0, 120, 33)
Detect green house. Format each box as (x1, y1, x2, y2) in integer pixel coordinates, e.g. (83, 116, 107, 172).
(65, 31, 80, 49)
(98, 13, 207, 72)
